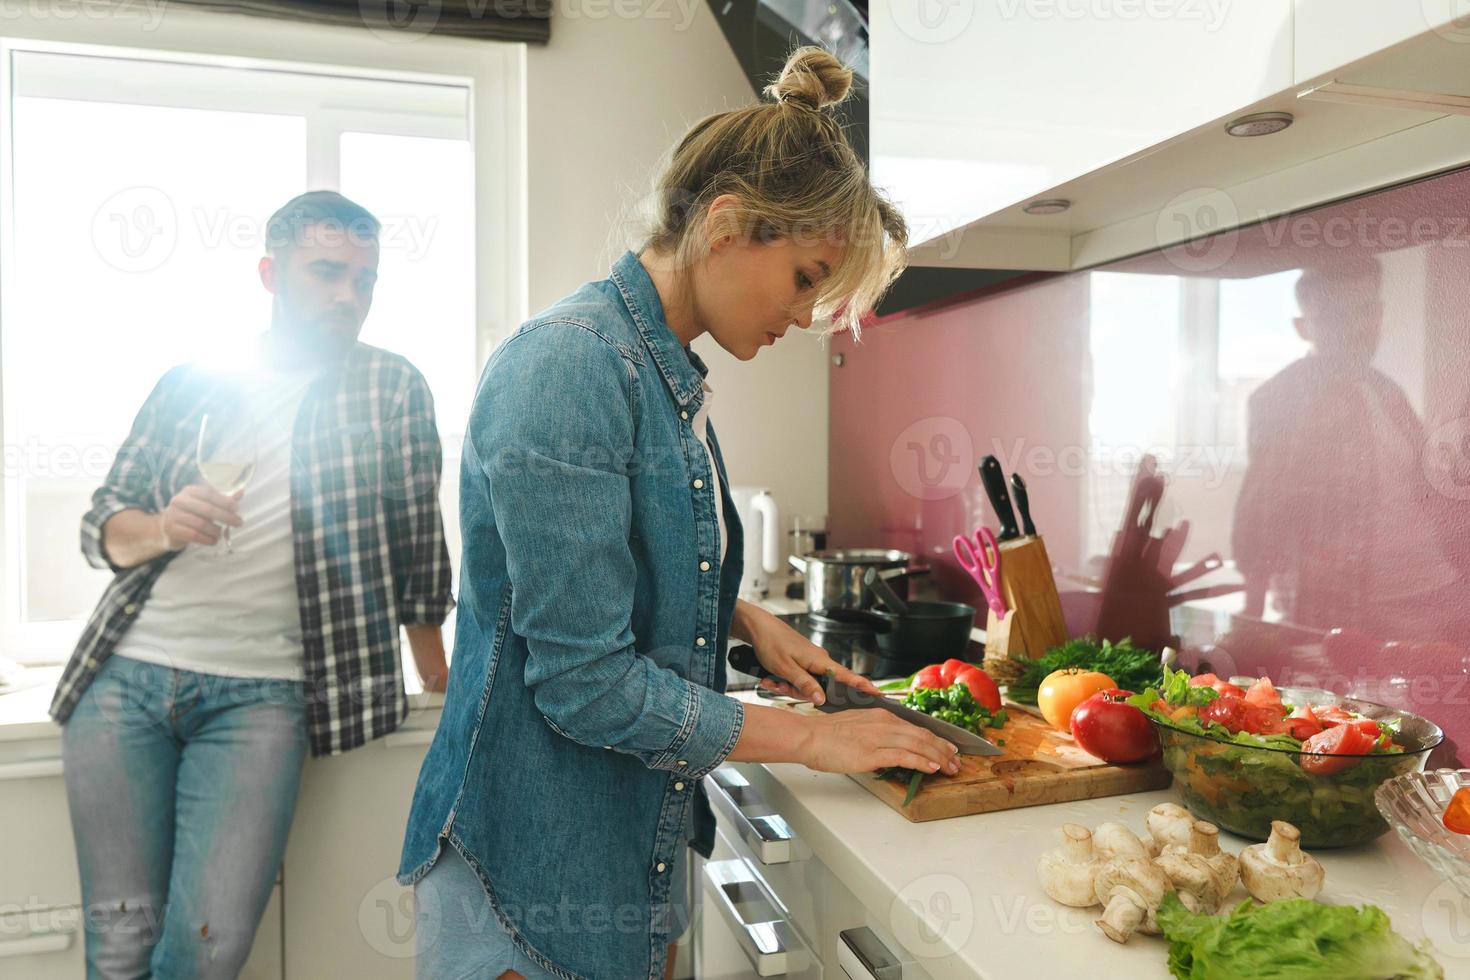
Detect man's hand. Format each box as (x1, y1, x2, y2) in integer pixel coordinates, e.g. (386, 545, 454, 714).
(159, 484, 243, 550)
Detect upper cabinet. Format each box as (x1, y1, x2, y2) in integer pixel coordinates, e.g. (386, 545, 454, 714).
(874, 1, 1470, 272)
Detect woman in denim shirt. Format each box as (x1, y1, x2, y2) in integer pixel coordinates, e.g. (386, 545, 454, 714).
(398, 47, 961, 980)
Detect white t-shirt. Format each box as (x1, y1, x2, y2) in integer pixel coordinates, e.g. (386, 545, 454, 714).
(115, 368, 318, 680)
(691, 380, 727, 566)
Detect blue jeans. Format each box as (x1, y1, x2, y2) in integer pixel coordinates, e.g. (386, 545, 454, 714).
(61, 654, 307, 979)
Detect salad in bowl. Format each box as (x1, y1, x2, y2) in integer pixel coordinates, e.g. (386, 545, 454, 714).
(1128, 667, 1443, 847)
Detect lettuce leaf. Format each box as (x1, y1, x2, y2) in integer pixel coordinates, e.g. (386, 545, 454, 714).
(1158, 892, 1443, 980)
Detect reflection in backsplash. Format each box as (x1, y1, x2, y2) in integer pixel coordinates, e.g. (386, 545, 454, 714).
(830, 167, 1470, 765)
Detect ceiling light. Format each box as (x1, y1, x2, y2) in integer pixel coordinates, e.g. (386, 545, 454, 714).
(1023, 198, 1071, 215)
(1224, 111, 1294, 137)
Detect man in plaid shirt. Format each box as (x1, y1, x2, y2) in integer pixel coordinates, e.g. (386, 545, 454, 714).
(52, 191, 453, 977)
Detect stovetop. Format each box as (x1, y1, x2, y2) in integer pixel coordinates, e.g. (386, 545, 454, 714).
(725, 610, 984, 690)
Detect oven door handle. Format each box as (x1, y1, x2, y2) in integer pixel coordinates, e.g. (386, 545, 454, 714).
(706, 767, 795, 866)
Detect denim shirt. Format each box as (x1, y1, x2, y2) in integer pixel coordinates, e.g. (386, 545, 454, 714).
(398, 251, 747, 979)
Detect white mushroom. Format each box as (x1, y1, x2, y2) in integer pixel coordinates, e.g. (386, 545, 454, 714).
(1155, 849, 1234, 915)
(1093, 857, 1171, 943)
(1037, 823, 1100, 908)
(1092, 821, 1149, 861)
(1179, 820, 1240, 894)
(1144, 803, 1195, 857)
(1240, 820, 1324, 902)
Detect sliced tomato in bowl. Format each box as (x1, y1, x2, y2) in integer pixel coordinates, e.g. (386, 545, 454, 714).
(1299, 720, 1377, 774)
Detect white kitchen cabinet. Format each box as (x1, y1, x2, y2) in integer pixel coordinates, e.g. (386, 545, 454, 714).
(870, 0, 1294, 250)
(1295, 0, 1470, 81)
(280, 725, 436, 979)
(0, 905, 83, 979)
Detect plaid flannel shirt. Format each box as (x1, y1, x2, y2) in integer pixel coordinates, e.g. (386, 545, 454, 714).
(49, 342, 455, 756)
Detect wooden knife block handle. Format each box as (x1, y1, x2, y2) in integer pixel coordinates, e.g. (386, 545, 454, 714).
(984, 535, 1068, 663)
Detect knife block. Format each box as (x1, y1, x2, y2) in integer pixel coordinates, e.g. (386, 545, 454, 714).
(982, 535, 1069, 680)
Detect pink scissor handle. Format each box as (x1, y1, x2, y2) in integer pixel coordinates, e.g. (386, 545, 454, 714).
(952, 526, 1007, 617)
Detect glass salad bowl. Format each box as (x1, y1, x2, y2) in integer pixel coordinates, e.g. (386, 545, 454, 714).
(1376, 769, 1470, 900)
(1151, 687, 1443, 848)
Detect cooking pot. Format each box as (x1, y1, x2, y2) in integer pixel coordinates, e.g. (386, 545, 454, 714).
(788, 549, 920, 612)
(816, 601, 976, 664)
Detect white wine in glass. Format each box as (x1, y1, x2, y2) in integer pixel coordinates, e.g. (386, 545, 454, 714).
(196, 412, 256, 554)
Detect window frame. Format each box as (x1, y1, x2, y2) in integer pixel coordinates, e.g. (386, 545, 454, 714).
(0, 9, 525, 664)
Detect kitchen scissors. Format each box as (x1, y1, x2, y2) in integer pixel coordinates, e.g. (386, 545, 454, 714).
(953, 525, 1007, 617)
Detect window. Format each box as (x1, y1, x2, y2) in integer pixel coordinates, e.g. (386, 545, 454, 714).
(0, 43, 493, 677)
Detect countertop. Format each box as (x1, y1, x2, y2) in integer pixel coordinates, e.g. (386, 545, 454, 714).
(729, 691, 1469, 980)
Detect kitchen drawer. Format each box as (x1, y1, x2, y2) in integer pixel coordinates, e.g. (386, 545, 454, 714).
(706, 766, 826, 952)
(698, 854, 820, 980)
(0, 755, 80, 909)
(0, 904, 84, 979)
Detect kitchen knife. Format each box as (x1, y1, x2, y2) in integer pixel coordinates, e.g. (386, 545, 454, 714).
(727, 645, 1004, 756)
(1010, 473, 1038, 537)
(979, 456, 1021, 541)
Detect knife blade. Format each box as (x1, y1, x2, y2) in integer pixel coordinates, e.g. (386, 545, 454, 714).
(726, 645, 1004, 756)
(979, 456, 1021, 541)
(1010, 473, 1038, 537)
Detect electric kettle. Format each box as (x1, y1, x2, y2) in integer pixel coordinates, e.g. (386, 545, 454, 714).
(729, 486, 780, 599)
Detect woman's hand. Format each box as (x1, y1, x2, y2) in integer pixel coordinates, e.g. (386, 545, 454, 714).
(733, 601, 881, 705)
(799, 710, 962, 776)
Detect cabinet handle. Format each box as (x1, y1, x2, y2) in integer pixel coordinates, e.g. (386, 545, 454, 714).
(706, 767, 794, 865)
(0, 928, 75, 958)
(702, 858, 803, 977)
(838, 927, 902, 980)
(0, 758, 63, 781)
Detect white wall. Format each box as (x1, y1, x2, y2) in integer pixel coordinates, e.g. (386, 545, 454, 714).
(525, 9, 831, 559)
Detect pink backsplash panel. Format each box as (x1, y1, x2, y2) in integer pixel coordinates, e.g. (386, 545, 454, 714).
(830, 169, 1470, 765)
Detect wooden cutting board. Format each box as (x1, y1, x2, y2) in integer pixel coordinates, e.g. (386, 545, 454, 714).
(847, 704, 1173, 822)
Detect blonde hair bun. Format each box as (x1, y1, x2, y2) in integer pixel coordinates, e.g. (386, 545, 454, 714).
(764, 45, 853, 111)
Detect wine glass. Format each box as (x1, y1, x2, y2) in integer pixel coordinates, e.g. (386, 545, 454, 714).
(195, 411, 256, 555)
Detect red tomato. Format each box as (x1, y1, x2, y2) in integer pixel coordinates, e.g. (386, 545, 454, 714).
(1244, 677, 1285, 714)
(954, 665, 1002, 713)
(1070, 689, 1158, 764)
(939, 658, 971, 686)
(914, 665, 945, 690)
(1242, 704, 1290, 735)
(1214, 681, 1247, 698)
(1189, 673, 1219, 687)
(1444, 788, 1470, 836)
(1299, 722, 1376, 774)
(1191, 672, 1245, 697)
(1284, 716, 1325, 741)
(1316, 706, 1357, 727)
(1200, 694, 1249, 733)
(1289, 704, 1321, 722)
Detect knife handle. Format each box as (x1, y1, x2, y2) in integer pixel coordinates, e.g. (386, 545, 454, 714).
(1010, 473, 1037, 537)
(979, 456, 1021, 540)
(728, 644, 781, 683)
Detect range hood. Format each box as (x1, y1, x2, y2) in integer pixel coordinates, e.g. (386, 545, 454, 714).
(874, 7, 1470, 284)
